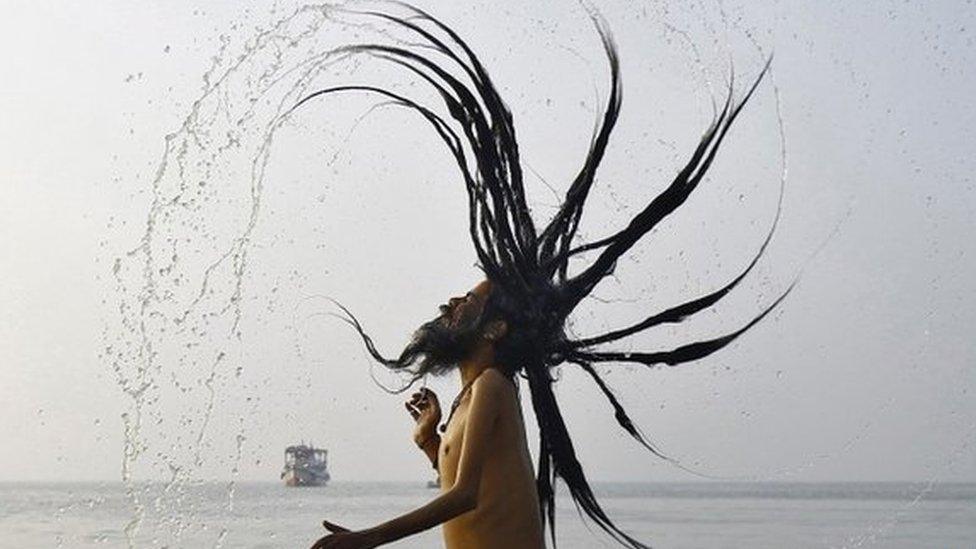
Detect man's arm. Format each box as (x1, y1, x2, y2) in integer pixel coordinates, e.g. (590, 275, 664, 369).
(417, 434, 441, 469)
(351, 372, 506, 547)
(408, 388, 442, 469)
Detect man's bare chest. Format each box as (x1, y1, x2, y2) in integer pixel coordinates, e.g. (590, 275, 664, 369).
(438, 403, 470, 484)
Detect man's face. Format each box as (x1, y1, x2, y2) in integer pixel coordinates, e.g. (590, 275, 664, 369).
(396, 280, 493, 376)
(438, 279, 492, 331)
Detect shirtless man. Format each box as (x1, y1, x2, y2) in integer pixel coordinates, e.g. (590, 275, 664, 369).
(311, 280, 545, 549)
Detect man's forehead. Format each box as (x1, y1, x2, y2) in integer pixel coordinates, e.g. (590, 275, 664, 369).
(469, 279, 492, 298)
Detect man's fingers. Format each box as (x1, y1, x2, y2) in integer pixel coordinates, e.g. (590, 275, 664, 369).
(409, 392, 431, 411)
(405, 402, 420, 420)
(322, 519, 350, 533)
(311, 535, 333, 549)
(421, 388, 439, 404)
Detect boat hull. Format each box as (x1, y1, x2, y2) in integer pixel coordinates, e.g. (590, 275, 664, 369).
(282, 467, 330, 487)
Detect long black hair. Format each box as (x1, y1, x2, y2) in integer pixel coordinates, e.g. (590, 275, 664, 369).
(295, 3, 788, 547)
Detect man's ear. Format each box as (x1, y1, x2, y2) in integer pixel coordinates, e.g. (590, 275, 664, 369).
(484, 319, 508, 341)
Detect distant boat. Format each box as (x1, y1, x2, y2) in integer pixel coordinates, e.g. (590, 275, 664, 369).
(281, 444, 330, 487)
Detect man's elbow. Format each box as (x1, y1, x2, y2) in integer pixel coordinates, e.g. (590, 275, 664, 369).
(450, 485, 479, 514)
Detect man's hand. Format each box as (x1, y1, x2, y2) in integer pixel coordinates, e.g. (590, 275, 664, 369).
(406, 388, 441, 446)
(310, 520, 378, 549)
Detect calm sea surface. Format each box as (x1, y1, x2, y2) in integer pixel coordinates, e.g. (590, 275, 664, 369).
(1, 482, 973, 548)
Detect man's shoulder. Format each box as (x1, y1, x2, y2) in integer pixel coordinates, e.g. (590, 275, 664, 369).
(469, 369, 517, 416)
(473, 368, 514, 394)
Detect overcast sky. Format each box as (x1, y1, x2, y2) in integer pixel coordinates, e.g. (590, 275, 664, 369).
(1, 0, 974, 485)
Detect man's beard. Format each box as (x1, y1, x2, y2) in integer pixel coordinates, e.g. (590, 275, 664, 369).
(393, 313, 482, 377)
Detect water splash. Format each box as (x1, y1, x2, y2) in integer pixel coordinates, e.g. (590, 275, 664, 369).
(103, 3, 405, 545)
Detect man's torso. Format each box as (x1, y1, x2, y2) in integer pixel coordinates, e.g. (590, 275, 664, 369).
(438, 373, 544, 549)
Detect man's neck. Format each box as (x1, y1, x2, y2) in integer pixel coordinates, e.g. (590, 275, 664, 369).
(458, 342, 495, 387)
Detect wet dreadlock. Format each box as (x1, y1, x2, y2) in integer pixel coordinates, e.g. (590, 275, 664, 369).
(294, 2, 789, 547)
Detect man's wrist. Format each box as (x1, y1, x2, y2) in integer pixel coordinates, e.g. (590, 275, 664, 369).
(415, 432, 440, 450)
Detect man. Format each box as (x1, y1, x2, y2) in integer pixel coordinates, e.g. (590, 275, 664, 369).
(311, 280, 545, 549)
(300, 4, 783, 548)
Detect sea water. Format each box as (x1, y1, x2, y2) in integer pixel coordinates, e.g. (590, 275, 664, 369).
(1, 482, 973, 548)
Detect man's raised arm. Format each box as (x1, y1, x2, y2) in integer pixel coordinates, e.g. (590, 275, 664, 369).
(408, 388, 442, 469)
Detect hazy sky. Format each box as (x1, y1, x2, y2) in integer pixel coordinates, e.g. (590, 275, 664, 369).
(1, 0, 974, 486)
